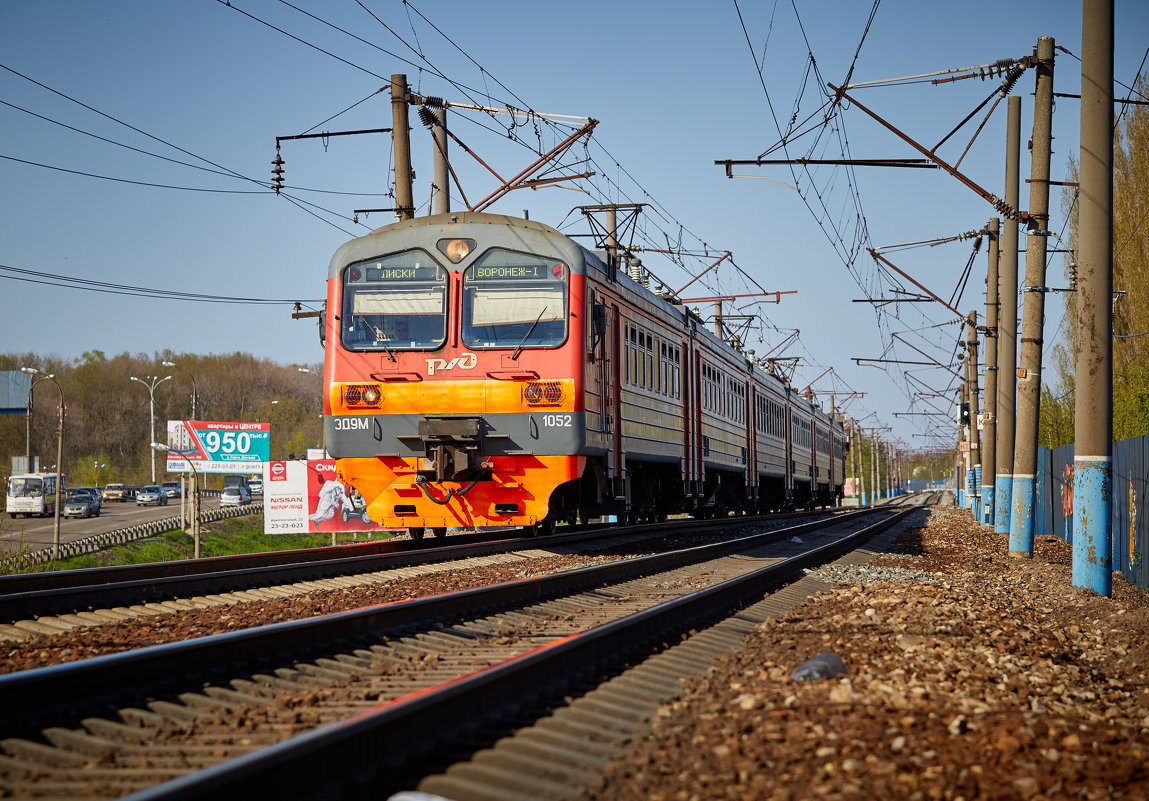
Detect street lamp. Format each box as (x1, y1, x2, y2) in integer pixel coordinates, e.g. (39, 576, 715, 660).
(254, 400, 279, 420)
(161, 360, 198, 420)
(21, 367, 64, 560)
(22, 370, 56, 473)
(94, 461, 106, 488)
(131, 374, 171, 484)
(163, 360, 199, 504)
(151, 442, 201, 558)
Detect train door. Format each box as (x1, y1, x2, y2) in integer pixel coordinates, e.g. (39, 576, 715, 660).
(784, 403, 794, 505)
(744, 383, 753, 505)
(607, 304, 623, 493)
(680, 336, 692, 497)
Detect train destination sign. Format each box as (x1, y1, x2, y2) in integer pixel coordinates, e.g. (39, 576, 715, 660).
(164, 420, 270, 474)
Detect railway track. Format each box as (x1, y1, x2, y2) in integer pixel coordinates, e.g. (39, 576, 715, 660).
(0, 503, 921, 800)
(0, 509, 841, 634)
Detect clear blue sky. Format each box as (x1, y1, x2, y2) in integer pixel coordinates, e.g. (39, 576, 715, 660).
(2, 1, 1146, 449)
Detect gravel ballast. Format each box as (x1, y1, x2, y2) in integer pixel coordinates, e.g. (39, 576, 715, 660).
(590, 506, 1149, 801)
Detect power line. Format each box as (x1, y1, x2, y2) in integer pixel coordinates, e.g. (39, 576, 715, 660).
(0, 263, 322, 306)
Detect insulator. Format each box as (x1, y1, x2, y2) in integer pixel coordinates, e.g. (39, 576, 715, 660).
(422, 96, 445, 108)
(999, 66, 1025, 98)
(418, 106, 438, 129)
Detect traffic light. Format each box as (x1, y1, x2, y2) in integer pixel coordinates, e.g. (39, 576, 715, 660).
(960, 402, 971, 425)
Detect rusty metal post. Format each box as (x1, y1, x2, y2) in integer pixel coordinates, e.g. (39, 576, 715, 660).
(996, 96, 1022, 535)
(1009, 36, 1055, 556)
(966, 311, 981, 518)
(391, 74, 414, 221)
(982, 219, 1000, 524)
(1072, 0, 1113, 595)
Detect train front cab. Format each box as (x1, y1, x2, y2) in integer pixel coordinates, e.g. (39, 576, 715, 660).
(323, 213, 590, 536)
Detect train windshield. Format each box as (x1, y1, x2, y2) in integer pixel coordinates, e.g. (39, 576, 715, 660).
(341, 250, 448, 351)
(461, 249, 568, 350)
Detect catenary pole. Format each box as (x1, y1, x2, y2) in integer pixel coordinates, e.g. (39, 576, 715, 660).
(967, 311, 981, 518)
(431, 107, 450, 214)
(391, 74, 414, 221)
(982, 219, 1000, 525)
(1073, 0, 1113, 595)
(997, 97, 1022, 536)
(1009, 36, 1056, 557)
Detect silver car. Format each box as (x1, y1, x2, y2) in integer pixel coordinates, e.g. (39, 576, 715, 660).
(219, 486, 251, 507)
(136, 485, 168, 506)
(63, 491, 101, 518)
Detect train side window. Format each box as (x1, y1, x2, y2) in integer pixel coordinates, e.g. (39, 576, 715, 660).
(587, 290, 607, 362)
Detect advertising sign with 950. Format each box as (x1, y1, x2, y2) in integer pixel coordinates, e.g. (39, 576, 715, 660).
(165, 420, 270, 474)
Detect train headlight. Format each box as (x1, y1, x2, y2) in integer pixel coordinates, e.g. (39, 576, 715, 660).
(343, 383, 382, 408)
(438, 238, 475, 263)
(523, 381, 563, 406)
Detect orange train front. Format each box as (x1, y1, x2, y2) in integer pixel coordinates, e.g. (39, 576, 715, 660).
(323, 211, 847, 540)
(323, 213, 590, 538)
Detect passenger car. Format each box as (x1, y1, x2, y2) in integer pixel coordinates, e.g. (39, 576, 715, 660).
(160, 481, 183, 499)
(247, 478, 264, 496)
(71, 486, 102, 511)
(102, 483, 128, 502)
(136, 485, 168, 506)
(219, 486, 251, 507)
(63, 491, 101, 518)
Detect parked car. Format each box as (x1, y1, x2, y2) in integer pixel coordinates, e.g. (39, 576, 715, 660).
(247, 478, 264, 496)
(103, 483, 128, 502)
(63, 491, 101, 518)
(136, 485, 168, 506)
(160, 481, 183, 499)
(219, 486, 251, 507)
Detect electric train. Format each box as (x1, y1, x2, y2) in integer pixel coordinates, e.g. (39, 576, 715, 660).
(321, 211, 845, 538)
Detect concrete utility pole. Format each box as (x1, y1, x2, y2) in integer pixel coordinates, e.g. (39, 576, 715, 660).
(966, 311, 981, 519)
(391, 74, 414, 221)
(430, 107, 450, 214)
(1009, 36, 1056, 557)
(982, 219, 1000, 525)
(996, 97, 1022, 536)
(872, 432, 881, 502)
(959, 383, 969, 507)
(1073, 0, 1113, 596)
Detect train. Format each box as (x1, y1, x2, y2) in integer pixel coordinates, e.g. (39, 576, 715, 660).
(321, 211, 846, 539)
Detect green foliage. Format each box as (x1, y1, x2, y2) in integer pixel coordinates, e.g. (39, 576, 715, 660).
(0, 351, 325, 487)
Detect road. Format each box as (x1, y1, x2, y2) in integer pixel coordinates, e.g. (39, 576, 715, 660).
(0, 496, 237, 556)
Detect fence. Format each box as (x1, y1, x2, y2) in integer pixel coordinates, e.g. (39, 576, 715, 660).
(0, 503, 263, 572)
(1034, 433, 1149, 589)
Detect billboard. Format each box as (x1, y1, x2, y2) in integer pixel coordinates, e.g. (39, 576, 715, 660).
(1, 370, 32, 414)
(165, 420, 271, 474)
(263, 459, 398, 535)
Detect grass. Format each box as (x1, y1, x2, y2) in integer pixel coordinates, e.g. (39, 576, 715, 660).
(5, 514, 396, 574)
